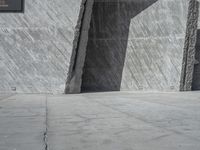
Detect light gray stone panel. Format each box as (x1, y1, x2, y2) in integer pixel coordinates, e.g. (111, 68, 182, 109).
(121, 0, 189, 91)
(46, 92, 200, 150)
(121, 37, 185, 91)
(0, 0, 83, 93)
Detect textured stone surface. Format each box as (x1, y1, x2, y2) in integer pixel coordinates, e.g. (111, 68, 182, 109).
(180, 0, 199, 91)
(1, 92, 200, 150)
(82, 0, 159, 92)
(121, 0, 189, 91)
(80, 0, 190, 92)
(192, 29, 200, 90)
(0, 0, 199, 93)
(0, 0, 83, 93)
(65, 0, 94, 94)
(0, 92, 14, 101)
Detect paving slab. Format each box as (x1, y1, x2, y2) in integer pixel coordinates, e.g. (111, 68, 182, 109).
(0, 94, 46, 150)
(0, 93, 15, 101)
(0, 92, 200, 150)
(47, 92, 200, 150)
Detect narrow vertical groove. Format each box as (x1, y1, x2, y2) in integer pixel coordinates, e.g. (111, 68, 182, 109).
(65, 0, 88, 93)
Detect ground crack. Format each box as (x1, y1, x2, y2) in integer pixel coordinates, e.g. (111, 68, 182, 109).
(43, 131, 48, 150)
(44, 95, 49, 150)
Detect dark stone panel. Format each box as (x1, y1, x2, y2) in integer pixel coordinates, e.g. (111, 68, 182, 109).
(81, 0, 158, 92)
(0, 0, 23, 12)
(81, 39, 126, 92)
(192, 30, 200, 90)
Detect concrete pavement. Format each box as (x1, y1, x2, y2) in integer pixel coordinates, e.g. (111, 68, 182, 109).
(0, 94, 46, 150)
(0, 92, 200, 150)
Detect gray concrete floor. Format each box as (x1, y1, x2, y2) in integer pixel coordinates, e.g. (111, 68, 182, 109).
(0, 92, 200, 150)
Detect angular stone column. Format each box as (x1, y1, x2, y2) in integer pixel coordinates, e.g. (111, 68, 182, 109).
(180, 0, 199, 91)
(65, 0, 94, 94)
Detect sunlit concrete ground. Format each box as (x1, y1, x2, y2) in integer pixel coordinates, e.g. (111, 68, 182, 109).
(0, 92, 200, 150)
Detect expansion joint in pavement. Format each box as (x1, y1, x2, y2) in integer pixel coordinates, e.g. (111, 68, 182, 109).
(44, 95, 49, 150)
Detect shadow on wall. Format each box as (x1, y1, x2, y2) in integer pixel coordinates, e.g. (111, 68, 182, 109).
(192, 29, 200, 90)
(81, 0, 158, 92)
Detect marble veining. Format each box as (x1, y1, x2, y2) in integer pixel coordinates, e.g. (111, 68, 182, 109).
(0, 0, 82, 93)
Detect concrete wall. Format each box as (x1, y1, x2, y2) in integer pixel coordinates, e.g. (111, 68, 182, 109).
(0, 0, 197, 93)
(0, 0, 83, 93)
(81, 0, 189, 92)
